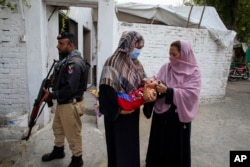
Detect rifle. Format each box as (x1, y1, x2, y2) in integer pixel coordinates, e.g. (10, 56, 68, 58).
(22, 60, 57, 141)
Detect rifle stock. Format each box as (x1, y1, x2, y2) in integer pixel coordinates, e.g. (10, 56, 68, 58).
(22, 60, 57, 141)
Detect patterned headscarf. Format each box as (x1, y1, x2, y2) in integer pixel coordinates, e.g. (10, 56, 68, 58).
(99, 31, 146, 93)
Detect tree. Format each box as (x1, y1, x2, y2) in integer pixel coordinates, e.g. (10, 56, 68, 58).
(186, 0, 250, 44)
(0, 0, 31, 11)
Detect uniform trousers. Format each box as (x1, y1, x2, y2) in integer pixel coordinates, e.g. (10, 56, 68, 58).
(53, 99, 84, 157)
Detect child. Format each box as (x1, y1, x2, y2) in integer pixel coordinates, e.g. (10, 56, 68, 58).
(117, 78, 158, 111)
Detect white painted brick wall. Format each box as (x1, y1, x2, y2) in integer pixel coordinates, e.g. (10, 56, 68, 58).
(0, 7, 29, 116)
(117, 22, 233, 101)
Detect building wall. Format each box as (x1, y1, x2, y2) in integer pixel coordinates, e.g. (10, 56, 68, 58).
(66, 7, 93, 56)
(96, 0, 117, 86)
(67, 6, 94, 84)
(0, 4, 29, 116)
(0, 1, 95, 127)
(117, 22, 233, 101)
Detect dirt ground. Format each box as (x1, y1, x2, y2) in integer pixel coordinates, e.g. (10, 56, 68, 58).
(1, 80, 250, 167)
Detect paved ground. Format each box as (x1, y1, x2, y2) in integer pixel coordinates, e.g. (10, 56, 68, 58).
(191, 80, 250, 167)
(0, 80, 250, 167)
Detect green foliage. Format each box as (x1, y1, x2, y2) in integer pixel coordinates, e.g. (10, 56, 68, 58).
(235, 0, 250, 44)
(0, 0, 31, 11)
(60, 10, 70, 33)
(189, 0, 250, 44)
(22, 0, 30, 8)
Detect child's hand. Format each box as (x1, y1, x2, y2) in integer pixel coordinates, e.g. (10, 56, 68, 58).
(143, 87, 157, 102)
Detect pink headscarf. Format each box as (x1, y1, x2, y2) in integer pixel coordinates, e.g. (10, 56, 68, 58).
(154, 40, 202, 123)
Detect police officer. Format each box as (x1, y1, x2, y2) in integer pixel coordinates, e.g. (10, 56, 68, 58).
(42, 32, 88, 167)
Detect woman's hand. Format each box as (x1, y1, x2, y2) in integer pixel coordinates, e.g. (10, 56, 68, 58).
(120, 109, 134, 114)
(155, 82, 167, 94)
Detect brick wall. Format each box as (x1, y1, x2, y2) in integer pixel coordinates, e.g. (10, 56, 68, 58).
(0, 7, 29, 116)
(118, 22, 233, 101)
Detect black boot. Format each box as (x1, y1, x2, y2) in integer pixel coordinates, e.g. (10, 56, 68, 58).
(68, 155, 84, 167)
(42, 146, 65, 161)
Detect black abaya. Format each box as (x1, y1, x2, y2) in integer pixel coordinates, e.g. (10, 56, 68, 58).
(144, 88, 191, 167)
(99, 85, 140, 167)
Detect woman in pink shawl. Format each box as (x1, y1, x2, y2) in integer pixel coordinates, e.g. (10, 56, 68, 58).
(143, 40, 202, 167)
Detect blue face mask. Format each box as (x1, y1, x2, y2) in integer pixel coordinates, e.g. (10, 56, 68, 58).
(129, 48, 141, 59)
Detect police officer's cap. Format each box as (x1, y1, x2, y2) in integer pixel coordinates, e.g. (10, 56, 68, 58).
(57, 32, 75, 42)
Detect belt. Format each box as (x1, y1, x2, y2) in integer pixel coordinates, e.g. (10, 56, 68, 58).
(59, 97, 83, 104)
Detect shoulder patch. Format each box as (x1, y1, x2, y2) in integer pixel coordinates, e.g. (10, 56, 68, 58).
(67, 64, 74, 74)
